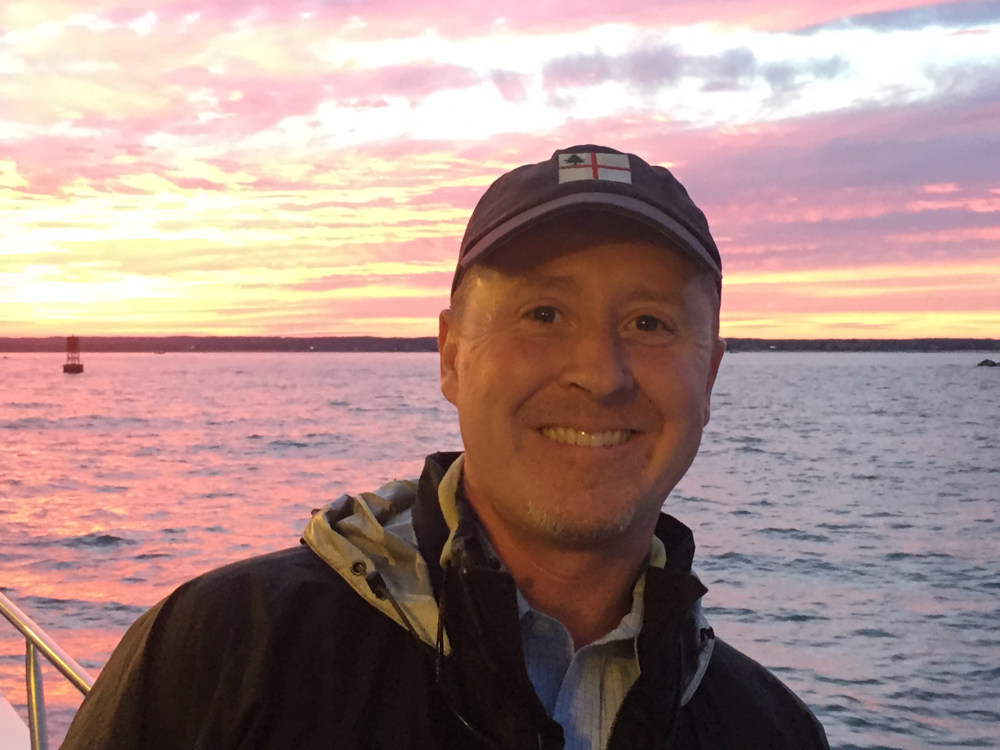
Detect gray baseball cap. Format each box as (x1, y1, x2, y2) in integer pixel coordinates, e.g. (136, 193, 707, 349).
(452, 144, 722, 295)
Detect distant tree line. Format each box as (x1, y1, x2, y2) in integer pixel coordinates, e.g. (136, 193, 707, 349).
(0, 336, 439, 352)
(0, 336, 996, 353)
(723, 338, 999, 352)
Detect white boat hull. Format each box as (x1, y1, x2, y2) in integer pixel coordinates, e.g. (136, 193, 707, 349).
(0, 692, 30, 750)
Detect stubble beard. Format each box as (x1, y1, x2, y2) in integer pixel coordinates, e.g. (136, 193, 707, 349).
(524, 496, 641, 547)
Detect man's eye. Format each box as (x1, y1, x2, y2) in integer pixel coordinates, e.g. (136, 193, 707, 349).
(531, 306, 557, 323)
(634, 315, 663, 332)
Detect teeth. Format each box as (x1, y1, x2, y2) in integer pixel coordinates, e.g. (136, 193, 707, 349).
(540, 427, 635, 447)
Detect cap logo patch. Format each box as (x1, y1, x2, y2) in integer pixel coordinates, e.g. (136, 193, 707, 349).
(558, 152, 632, 184)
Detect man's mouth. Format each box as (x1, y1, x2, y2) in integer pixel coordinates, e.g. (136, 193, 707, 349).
(539, 427, 636, 448)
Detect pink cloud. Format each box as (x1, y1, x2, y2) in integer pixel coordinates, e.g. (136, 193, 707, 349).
(905, 196, 1000, 213)
(540, 44, 850, 97)
(155, 63, 479, 138)
(922, 182, 960, 194)
(16, 1, 960, 40)
(404, 185, 484, 209)
(724, 282, 1000, 315)
(362, 236, 462, 264)
(326, 64, 480, 100)
(312, 294, 449, 321)
(275, 197, 398, 211)
(281, 0, 961, 38)
(885, 227, 1000, 244)
(206, 293, 449, 329)
(289, 270, 452, 293)
(169, 176, 227, 190)
(491, 70, 528, 103)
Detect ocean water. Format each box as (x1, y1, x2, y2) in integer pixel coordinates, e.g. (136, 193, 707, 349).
(1, 351, 998, 749)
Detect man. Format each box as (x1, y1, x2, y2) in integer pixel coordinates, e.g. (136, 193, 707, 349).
(63, 145, 829, 749)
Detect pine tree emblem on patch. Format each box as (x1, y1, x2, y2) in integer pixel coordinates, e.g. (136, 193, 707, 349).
(558, 152, 632, 184)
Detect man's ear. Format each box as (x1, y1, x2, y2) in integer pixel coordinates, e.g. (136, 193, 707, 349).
(439, 309, 459, 406)
(702, 337, 726, 426)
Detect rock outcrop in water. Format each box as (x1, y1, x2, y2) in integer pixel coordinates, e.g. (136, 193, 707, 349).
(977, 359, 998, 367)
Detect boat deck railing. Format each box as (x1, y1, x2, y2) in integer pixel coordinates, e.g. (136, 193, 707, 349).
(0, 590, 93, 750)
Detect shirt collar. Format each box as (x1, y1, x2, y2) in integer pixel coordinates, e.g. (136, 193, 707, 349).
(438, 451, 665, 647)
(516, 576, 645, 647)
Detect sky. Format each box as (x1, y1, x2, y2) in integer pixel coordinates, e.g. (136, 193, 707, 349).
(1, 0, 998, 339)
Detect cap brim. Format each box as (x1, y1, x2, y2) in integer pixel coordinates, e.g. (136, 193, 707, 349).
(460, 192, 722, 279)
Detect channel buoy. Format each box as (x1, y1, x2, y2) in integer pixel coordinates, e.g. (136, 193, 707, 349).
(63, 335, 84, 374)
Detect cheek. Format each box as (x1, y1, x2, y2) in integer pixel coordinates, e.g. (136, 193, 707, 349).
(459, 336, 555, 395)
(644, 356, 714, 419)
(454, 338, 564, 451)
(452, 343, 512, 425)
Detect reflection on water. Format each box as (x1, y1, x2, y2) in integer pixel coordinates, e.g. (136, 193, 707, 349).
(1, 351, 998, 748)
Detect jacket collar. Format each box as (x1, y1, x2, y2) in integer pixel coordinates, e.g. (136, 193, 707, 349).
(304, 451, 714, 748)
(412, 451, 461, 600)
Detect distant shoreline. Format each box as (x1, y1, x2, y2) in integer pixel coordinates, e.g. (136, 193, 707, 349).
(1, 336, 997, 353)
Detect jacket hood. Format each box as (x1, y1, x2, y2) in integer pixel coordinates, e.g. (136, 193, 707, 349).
(302, 475, 445, 650)
(301, 452, 714, 706)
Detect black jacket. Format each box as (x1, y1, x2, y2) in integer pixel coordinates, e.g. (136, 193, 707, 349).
(62, 452, 829, 750)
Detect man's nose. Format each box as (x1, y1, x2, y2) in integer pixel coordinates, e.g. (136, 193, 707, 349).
(564, 324, 635, 398)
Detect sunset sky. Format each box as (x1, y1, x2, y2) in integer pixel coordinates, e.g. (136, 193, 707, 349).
(1, 0, 998, 338)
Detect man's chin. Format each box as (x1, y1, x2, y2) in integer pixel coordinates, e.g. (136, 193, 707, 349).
(525, 502, 640, 548)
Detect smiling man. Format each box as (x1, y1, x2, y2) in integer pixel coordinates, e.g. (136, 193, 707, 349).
(439, 215, 725, 652)
(63, 146, 829, 750)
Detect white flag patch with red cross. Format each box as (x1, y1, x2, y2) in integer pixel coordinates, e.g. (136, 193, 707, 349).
(558, 152, 632, 184)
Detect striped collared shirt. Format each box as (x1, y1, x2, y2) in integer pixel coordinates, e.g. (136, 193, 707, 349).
(516, 577, 646, 750)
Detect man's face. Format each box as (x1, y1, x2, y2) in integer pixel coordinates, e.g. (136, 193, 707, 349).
(439, 226, 725, 549)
